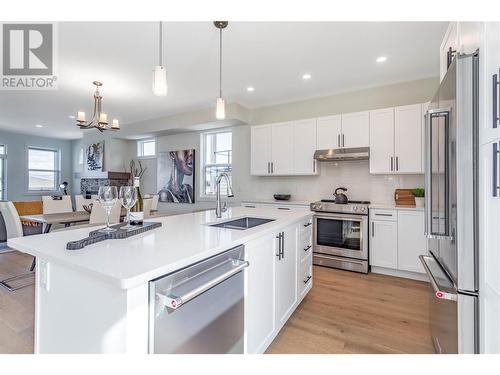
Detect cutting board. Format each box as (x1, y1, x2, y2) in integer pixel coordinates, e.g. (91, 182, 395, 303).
(394, 189, 416, 207)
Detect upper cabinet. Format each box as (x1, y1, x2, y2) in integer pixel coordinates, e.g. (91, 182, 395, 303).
(340, 111, 370, 148)
(370, 104, 424, 174)
(251, 120, 318, 176)
(316, 115, 341, 150)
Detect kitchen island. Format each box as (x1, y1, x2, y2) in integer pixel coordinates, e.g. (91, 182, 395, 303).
(7, 206, 313, 354)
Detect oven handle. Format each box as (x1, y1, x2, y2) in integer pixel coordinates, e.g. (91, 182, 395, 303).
(314, 213, 366, 222)
(314, 253, 366, 266)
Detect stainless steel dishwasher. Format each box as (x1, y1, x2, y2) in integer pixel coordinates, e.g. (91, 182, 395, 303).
(149, 245, 248, 354)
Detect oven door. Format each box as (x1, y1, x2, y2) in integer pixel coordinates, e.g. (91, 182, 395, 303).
(313, 213, 368, 260)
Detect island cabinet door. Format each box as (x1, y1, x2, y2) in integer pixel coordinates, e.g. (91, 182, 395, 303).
(244, 234, 276, 354)
(275, 225, 298, 329)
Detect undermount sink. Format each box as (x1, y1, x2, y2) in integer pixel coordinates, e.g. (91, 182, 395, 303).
(209, 217, 275, 230)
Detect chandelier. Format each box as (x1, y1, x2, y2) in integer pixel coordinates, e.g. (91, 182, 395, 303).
(76, 81, 120, 132)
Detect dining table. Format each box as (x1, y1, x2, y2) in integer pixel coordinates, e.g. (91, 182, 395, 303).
(20, 211, 92, 233)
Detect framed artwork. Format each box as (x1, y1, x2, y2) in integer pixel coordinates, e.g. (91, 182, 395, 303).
(157, 149, 195, 203)
(85, 141, 104, 172)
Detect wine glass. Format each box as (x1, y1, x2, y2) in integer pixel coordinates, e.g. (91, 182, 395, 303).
(98, 186, 118, 233)
(119, 186, 137, 230)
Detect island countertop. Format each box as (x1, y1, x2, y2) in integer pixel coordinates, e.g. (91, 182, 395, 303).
(7, 206, 312, 290)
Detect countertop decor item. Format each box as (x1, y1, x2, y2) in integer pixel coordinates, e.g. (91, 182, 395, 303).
(394, 189, 416, 206)
(412, 188, 425, 208)
(333, 187, 348, 204)
(76, 81, 120, 131)
(273, 194, 291, 201)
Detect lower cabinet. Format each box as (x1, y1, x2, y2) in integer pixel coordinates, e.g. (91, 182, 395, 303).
(244, 217, 312, 353)
(369, 208, 426, 276)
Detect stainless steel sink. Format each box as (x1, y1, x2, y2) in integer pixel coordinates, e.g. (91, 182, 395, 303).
(209, 217, 275, 230)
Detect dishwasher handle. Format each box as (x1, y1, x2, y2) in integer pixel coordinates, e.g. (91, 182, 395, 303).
(419, 255, 457, 301)
(157, 259, 249, 310)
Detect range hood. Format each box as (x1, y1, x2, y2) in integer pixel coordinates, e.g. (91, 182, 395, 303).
(314, 147, 370, 161)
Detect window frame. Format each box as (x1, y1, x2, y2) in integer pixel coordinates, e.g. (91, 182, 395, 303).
(137, 138, 157, 159)
(25, 146, 61, 194)
(199, 129, 233, 199)
(0, 145, 7, 200)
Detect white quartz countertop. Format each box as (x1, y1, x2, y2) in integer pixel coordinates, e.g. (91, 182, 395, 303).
(369, 203, 424, 211)
(8, 207, 312, 290)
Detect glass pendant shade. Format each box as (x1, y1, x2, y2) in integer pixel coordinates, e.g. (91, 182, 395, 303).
(153, 65, 168, 96)
(216, 97, 226, 120)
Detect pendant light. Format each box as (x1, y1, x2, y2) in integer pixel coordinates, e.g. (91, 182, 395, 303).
(153, 21, 167, 96)
(214, 21, 228, 120)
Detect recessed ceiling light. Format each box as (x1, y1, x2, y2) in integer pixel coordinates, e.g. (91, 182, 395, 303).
(35, 124, 43, 128)
(376, 56, 387, 63)
(68, 115, 75, 119)
(247, 86, 255, 92)
(302, 73, 312, 80)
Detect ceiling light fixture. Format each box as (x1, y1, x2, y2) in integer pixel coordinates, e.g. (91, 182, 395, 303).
(376, 56, 387, 63)
(214, 21, 228, 120)
(302, 73, 312, 80)
(68, 115, 75, 119)
(76, 81, 119, 132)
(247, 86, 255, 92)
(153, 21, 168, 96)
(35, 124, 43, 128)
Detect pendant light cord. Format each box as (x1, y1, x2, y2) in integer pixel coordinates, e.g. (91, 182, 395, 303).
(219, 27, 222, 98)
(159, 21, 163, 66)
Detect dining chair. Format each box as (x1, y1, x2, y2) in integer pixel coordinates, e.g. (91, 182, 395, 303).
(89, 200, 121, 224)
(0, 201, 35, 291)
(42, 195, 73, 214)
(143, 197, 153, 218)
(151, 194, 159, 212)
(74, 194, 97, 212)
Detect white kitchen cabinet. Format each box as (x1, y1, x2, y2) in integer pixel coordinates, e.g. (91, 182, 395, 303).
(271, 122, 294, 175)
(370, 218, 398, 269)
(369, 108, 395, 174)
(244, 234, 276, 354)
(395, 104, 424, 173)
(250, 124, 272, 175)
(341, 111, 370, 148)
(397, 210, 426, 273)
(369, 104, 424, 174)
(316, 115, 342, 150)
(275, 225, 298, 328)
(293, 119, 317, 174)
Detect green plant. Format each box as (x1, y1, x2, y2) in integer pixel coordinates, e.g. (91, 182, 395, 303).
(412, 188, 425, 198)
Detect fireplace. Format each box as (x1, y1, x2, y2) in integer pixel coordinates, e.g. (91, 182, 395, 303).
(80, 172, 131, 196)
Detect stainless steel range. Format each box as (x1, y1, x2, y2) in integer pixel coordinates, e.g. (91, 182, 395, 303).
(310, 200, 369, 273)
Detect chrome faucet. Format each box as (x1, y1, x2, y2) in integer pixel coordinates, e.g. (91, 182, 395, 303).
(215, 172, 234, 218)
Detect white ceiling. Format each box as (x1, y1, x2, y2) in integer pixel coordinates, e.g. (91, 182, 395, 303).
(0, 21, 448, 139)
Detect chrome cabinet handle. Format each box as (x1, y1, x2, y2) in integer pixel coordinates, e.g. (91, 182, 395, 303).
(313, 160, 316, 173)
(374, 213, 393, 217)
(276, 233, 281, 259)
(493, 70, 499, 128)
(371, 221, 374, 237)
(280, 232, 285, 259)
(271, 162, 274, 174)
(156, 259, 249, 310)
(493, 142, 500, 197)
(277, 207, 290, 210)
(390, 156, 394, 171)
(338, 134, 340, 148)
(342, 134, 345, 147)
(303, 275, 312, 284)
(267, 162, 270, 174)
(303, 222, 312, 227)
(304, 245, 312, 252)
(396, 156, 399, 171)
(446, 46, 456, 69)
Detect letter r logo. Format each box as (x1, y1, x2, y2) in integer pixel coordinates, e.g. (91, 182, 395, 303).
(2, 24, 53, 75)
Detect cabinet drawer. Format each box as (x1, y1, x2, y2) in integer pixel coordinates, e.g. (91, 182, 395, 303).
(299, 254, 313, 298)
(299, 230, 313, 260)
(370, 209, 397, 221)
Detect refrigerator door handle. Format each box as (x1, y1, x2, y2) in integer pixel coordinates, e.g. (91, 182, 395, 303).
(419, 255, 457, 301)
(424, 110, 432, 236)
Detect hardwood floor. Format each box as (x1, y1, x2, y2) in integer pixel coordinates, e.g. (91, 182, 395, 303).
(0, 253, 433, 354)
(266, 265, 435, 354)
(0, 251, 35, 354)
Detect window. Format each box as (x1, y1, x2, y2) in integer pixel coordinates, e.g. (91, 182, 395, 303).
(0, 145, 6, 200)
(201, 130, 232, 196)
(137, 138, 156, 158)
(27, 147, 60, 192)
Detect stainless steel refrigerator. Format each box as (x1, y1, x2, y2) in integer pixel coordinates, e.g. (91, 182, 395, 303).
(420, 52, 479, 354)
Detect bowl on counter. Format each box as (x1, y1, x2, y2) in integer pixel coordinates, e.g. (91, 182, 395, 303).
(273, 194, 291, 201)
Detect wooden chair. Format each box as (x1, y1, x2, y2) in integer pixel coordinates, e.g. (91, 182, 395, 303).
(89, 200, 121, 224)
(150, 194, 159, 212)
(0, 202, 35, 291)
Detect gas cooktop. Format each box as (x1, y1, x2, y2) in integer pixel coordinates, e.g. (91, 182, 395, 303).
(310, 200, 370, 214)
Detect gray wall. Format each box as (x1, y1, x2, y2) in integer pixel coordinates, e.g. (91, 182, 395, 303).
(0, 129, 73, 201)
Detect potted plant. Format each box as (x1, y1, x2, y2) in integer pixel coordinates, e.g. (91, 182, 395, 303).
(412, 188, 425, 208)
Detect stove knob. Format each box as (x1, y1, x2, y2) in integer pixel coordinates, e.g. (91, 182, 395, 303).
(360, 207, 366, 212)
(352, 206, 358, 212)
(316, 204, 323, 210)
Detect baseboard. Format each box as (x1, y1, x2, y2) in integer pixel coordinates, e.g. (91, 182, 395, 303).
(371, 266, 428, 282)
